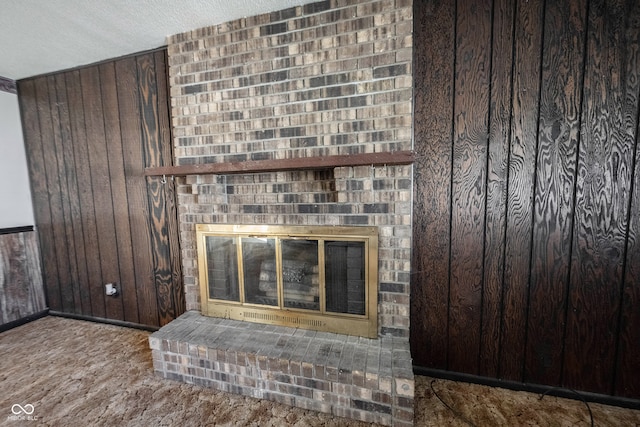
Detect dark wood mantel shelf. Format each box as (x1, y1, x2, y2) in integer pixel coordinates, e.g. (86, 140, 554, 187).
(145, 151, 415, 177)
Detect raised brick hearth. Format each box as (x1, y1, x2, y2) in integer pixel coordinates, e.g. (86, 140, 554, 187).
(151, 312, 413, 425)
(150, 0, 414, 424)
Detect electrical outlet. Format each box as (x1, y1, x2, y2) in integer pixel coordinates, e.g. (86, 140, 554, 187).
(105, 283, 118, 296)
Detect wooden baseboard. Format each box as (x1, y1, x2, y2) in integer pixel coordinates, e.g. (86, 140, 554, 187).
(48, 311, 159, 332)
(0, 309, 49, 333)
(0, 225, 35, 235)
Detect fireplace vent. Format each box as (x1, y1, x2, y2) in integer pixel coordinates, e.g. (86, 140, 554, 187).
(197, 224, 378, 338)
(243, 311, 326, 328)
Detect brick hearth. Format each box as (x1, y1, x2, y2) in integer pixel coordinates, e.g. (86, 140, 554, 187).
(150, 311, 414, 425)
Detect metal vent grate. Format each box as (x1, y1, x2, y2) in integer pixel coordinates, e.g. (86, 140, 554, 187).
(244, 311, 324, 327)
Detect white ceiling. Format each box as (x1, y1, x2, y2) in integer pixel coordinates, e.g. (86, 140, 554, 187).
(0, 0, 318, 80)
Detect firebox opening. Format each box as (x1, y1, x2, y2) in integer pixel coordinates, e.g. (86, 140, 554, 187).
(196, 224, 378, 338)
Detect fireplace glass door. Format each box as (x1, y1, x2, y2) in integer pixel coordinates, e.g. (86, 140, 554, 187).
(242, 237, 277, 306)
(205, 236, 239, 301)
(280, 239, 319, 310)
(197, 225, 378, 338)
(324, 241, 366, 315)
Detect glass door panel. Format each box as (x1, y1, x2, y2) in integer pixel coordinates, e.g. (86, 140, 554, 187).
(281, 239, 319, 311)
(205, 236, 239, 301)
(242, 237, 277, 306)
(325, 241, 366, 315)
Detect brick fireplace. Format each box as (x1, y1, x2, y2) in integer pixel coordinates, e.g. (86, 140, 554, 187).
(149, 0, 414, 424)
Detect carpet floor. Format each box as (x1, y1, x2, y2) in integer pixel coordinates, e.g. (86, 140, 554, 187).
(0, 316, 639, 426)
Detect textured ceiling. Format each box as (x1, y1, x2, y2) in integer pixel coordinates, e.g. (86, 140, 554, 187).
(0, 0, 317, 80)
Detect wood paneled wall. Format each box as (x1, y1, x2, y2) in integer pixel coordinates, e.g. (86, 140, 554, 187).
(18, 49, 183, 328)
(412, 0, 640, 399)
(0, 229, 46, 325)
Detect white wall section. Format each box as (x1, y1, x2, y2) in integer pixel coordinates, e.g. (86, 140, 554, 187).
(0, 91, 34, 228)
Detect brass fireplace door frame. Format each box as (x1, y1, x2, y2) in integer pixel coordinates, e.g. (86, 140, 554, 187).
(196, 224, 379, 338)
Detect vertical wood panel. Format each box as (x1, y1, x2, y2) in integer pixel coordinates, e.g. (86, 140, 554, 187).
(47, 75, 79, 313)
(525, 0, 587, 385)
(479, 0, 514, 377)
(34, 78, 71, 312)
(64, 70, 98, 315)
(81, 66, 123, 321)
(0, 232, 46, 324)
(22, 231, 47, 316)
(116, 56, 159, 326)
(138, 55, 175, 326)
(19, 80, 62, 311)
(616, 1, 640, 398)
(99, 62, 131, 321)
(155, 50, 185, 318)
(54, 73, 88, 314)
(410, 0, 455, 369)
(498, 0, 544, 381)
(78, 67, 108, 319)
(448, 0, 492, 374)
(564, 0, 639, 393)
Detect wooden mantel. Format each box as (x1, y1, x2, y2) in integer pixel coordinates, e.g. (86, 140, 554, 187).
(145, 151, 415, 177)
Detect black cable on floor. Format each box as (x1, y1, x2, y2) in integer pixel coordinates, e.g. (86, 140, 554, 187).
(430, 379, 478, 427)
(539, 387, 594, 427)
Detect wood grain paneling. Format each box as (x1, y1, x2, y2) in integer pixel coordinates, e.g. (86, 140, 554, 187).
(525, 0, 587, 386)
(0, 231, 46, 325)
(47, 75, 77, 314)
(138, 54, 175, 326)
(616, 2, 640, 399)
(479, 0, 515, 378)
(413, 0, 640, 399)
(20, 80, 62, 312)
(35, 77, 71, 313)
(79, 66, 111, 319)
(116, 56, 157, 327)
(499, 0, 544, 381)
(53, 73, 85, 315)
(18, 49, 183, 328)
(411, 0, 455, 369)
(99, 62, 130, 321)
(65, 70, 100, 316)
(564, 0, 639, 394)
(448, 0, 492, 375)
(155, 50, 184, 322)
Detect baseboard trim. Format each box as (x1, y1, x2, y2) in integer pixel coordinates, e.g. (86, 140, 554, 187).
(0, 309, 49, 333)
(0, 225, 35, 235)
(48, 311, 159, 332)
(414, 366, 640, 410)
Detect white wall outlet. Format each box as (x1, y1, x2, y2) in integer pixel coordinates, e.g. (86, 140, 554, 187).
(105, 283, 118, 296)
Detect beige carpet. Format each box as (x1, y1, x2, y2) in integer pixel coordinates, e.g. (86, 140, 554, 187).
(0, 316, 638, 426)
